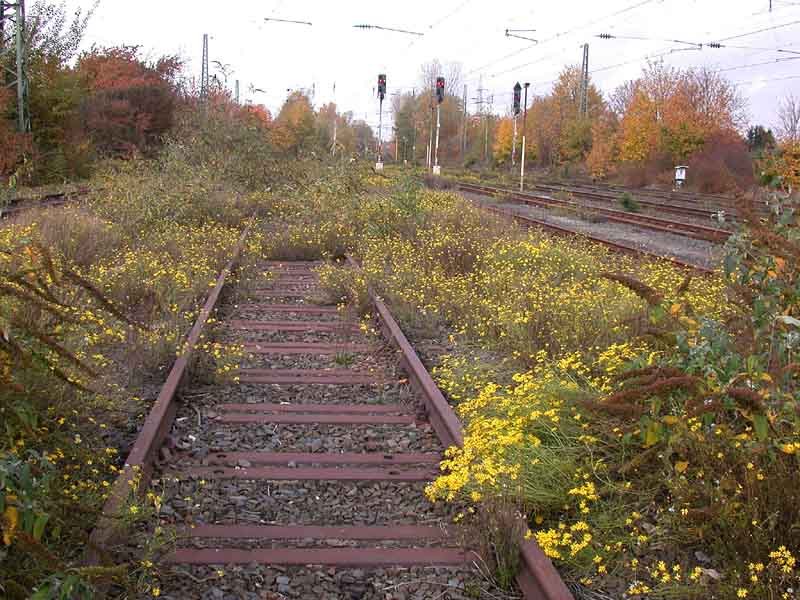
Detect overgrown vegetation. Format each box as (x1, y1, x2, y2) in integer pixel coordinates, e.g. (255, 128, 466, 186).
(0, 2, 376, 188)
(266, 169, 798, 599)
(0, 92, 320, 596)
(619, 191, 640, 212)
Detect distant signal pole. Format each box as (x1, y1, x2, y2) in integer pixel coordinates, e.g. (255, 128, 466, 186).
(376, 73, 386, 170)
(520, 82, 529, 191)
(512, 82, 521, 167)
(462, 84, 468, 164)
(433, 76, 445, 175)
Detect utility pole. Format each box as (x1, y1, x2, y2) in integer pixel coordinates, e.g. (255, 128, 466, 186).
(235, 79, 240, 104)
(461, 84, 468, 164)
(579, 43, 589, 119)
(331, 83, 337, 157)
(427, 92, 434, 169)
(200, 34, 210, 102)
(376, 74, 386, 170)
(433, 76, 445, 175)
(521, 82, 529, 191)
(484, 94, 493, 167)
(0, 0, 30, 133)
(512, 82, 522, 167)
(411, 88, 417, 166)
(474, 78, 488, 164)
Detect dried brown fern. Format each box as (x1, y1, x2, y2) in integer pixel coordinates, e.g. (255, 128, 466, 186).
(601, 271, 664, 306)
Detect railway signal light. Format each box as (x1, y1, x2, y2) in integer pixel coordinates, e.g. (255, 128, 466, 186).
(513, 82, 522, 115)
(378, 74, 386, 100)
(436, 77, 445, 104)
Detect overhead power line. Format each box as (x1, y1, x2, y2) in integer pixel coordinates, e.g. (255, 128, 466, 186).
(715, 19, 800, 41)
(506, 29, 538, 43)
(464, 0, 659, 78)
(596, 33, 702, 48)
(733, 74, 800, 85)
(405, 0, 476, 51)
(716, 55, 800, 72)
(353, 24, 423, 36)
(706, 42, 800, 55)
(264, 17, 312, 26)
(495, 19, 800, 86)
(427, 0, 475, 30)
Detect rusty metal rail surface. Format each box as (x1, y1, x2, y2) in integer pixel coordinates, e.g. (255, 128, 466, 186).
(0, 187, 92, 219)
(87, 223, 252, 560)
(474, 198, 715, 275)
(348, 256, 574, 600)
(533, 177, 739, 208)
(88, 235, 573, 597)
(530, 181, 734, 216)
(457, 181, 731, 243)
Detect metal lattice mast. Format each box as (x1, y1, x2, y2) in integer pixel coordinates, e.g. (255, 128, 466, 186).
(579, 43, 589, 118)
(200, 34, 209, 101)
(0, 0, 30, 133)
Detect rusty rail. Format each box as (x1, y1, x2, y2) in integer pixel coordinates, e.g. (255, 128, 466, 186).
(349, 256, 574, 600)
(0, 188, 92, 219)
(87, 223, 252, 562)
(458, 182, 730, 243)
(476, 200, 715, 276)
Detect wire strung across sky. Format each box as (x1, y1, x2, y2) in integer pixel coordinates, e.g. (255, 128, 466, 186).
(477, 17, 800, 102)
(463, 0, 660, 79)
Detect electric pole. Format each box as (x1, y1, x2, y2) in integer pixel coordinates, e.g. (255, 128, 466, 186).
(521, 82, 529, 191)
(200, 34, 210, 102)
(376, 73, 386, 170)
(579, 43, 589, 118)
(484, 94, 494, 167)
(0, 0, 30, 133)
(474, 78, 488, 164)
(433, 76, 445, 175)
(427, 93, 434, 169)
(512, 82, 522, 167)
(411, 88, 417, 166)
(462, 84, 468, 164)
(331, 83, 338, 157)
(235, 79, 240, 104)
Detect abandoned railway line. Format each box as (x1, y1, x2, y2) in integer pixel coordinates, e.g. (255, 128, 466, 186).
(453, 181, 722, 274)
(0, 188, 91, 219)
(88, 242, 573, 599)
(456, 182, 731, 243)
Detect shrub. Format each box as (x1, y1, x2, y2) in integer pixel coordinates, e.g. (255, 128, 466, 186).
(688, 131, 754, 193)
(619, 191, 640, 212)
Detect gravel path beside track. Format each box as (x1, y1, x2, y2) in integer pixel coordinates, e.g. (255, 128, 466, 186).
(461, 191, 723, 270)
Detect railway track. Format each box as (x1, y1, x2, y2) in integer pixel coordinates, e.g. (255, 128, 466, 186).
(536, 177, 739, 209)
(457, 182, 731, 244)
(529, 181, 732, 220)
(90, 241, 572, 598)
(476, 199, 715, 275)
(0, 188, 91, 219)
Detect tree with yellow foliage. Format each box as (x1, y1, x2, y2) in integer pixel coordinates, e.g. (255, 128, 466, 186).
(272, 91, 316, 156)
(492, 117, 515, 166)
(586, 112, 618, 179)
(617, 88, 660, 163)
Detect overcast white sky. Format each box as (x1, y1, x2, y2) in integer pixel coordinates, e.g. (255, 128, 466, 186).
(68, 0, 800, 132)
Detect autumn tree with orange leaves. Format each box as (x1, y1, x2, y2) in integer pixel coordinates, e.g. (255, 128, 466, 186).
(616, 63, 746, 165)
(77, 45, 182, 157)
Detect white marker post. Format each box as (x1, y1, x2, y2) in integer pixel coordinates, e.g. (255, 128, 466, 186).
(433, 103, 441, 175)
